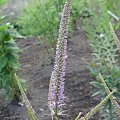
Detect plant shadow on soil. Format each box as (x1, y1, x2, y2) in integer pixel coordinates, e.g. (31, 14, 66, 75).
(0, 26, 103, 120)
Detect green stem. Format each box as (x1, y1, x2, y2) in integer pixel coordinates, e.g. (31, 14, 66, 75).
(80, 90, 115, 120)
(75, 112, 82, 120)
(14, 74, 38, 120)
(99, 73, 120, 118)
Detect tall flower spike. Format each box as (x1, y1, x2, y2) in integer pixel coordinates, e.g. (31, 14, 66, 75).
(48, 0, 71, 119)
(109, 22, 120, 52)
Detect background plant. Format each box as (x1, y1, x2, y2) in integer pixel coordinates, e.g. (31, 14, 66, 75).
(0, 16, 25, 101)
(0, 0, 6, 7)
(17, 0, 88, 55)
(83, 0, 120, 119)
(85, 0, 120, 30)
(106, 0, 120, 30)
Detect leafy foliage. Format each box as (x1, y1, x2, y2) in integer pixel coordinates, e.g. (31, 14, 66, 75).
(0, 16, 25, 100)
(83, 0, 120, 119)
(83, 1, 118, 65)
(90, 63, 120, 119)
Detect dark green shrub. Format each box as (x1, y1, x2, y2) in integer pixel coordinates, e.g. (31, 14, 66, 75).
(0, 16, 25, 101)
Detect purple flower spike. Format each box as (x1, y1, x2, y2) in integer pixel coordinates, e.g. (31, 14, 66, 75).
(48, 0, 71, 119)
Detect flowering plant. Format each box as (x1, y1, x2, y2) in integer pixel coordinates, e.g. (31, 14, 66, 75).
(48, 0, 70, 119)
